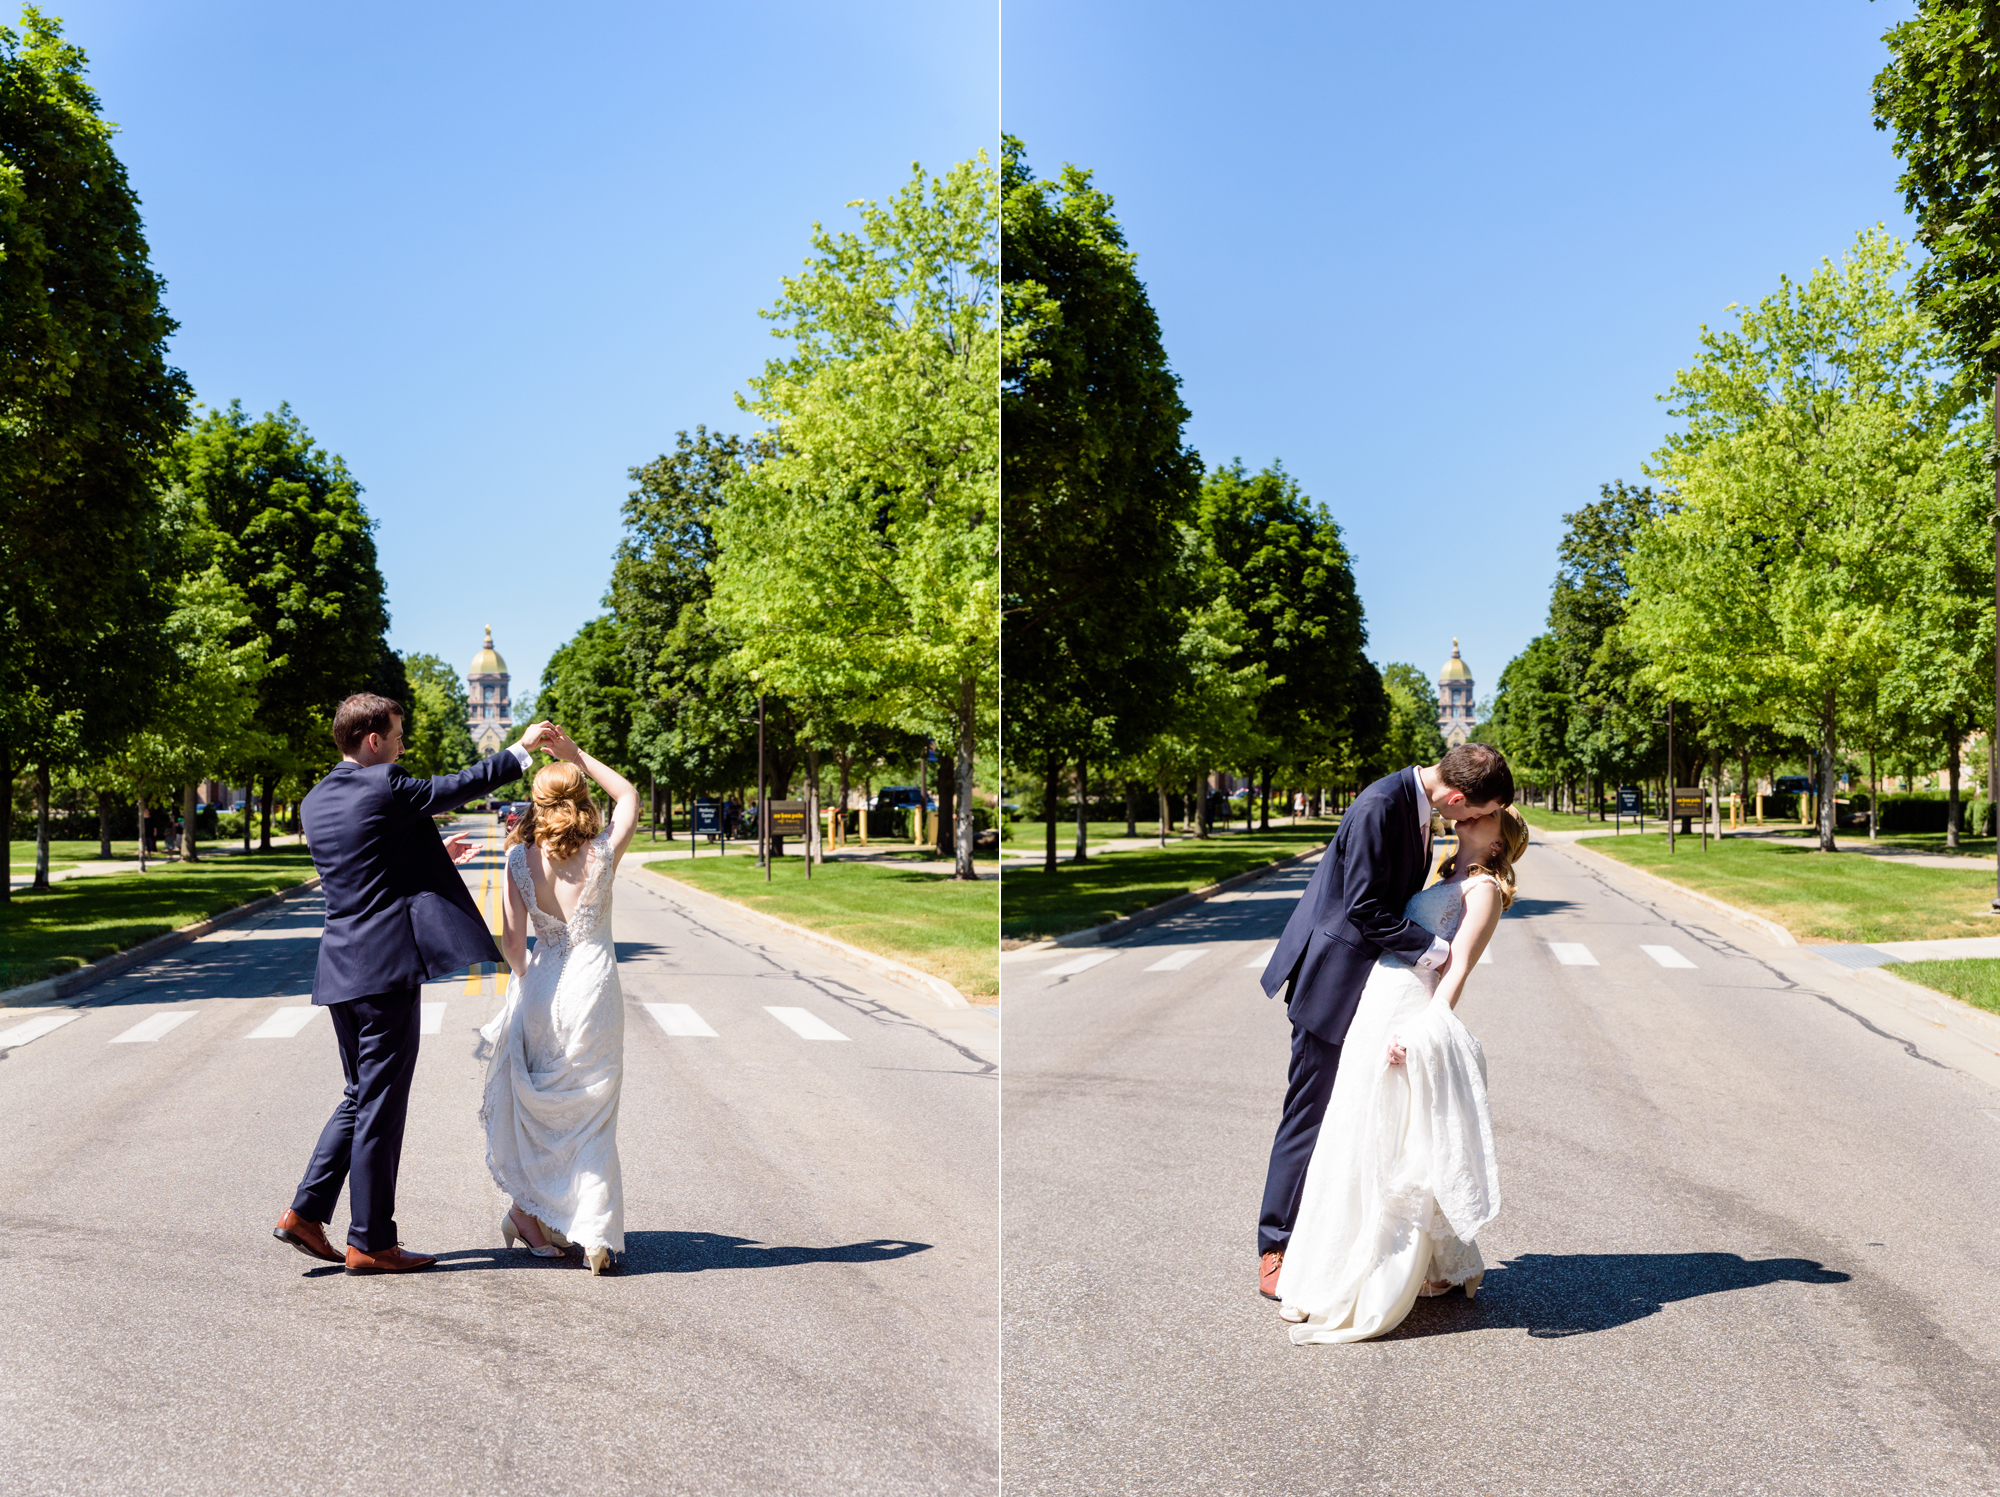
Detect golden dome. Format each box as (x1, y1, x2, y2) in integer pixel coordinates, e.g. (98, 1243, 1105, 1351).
(470, 625, 508, 677)
(1439, 637, 1471, 681)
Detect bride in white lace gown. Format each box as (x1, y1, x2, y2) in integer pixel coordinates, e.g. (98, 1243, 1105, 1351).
(1276, 806, 1530, 1343)
(482, 725, 640, 1275)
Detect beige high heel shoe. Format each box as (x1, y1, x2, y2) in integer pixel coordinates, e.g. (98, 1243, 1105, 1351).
(587, 1246, 619, 1276)
(501, 1209, 564, 1258)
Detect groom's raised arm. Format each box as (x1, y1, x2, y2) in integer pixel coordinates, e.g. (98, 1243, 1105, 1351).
(388, 743, 532, 820)
(1336, 793, 1438, 965)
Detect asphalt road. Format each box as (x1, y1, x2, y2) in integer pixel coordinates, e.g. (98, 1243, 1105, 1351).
(0, 822, 997, 1496)
(1003, 834, 2000, 1495)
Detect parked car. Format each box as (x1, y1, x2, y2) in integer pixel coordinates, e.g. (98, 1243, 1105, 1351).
(1772, 775, 1815, 794)
(870, 785, 935, 811)
(502, 800, 532, 831)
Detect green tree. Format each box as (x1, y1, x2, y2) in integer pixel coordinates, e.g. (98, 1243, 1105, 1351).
(1002, 135, 1200, 872)
(400, 652, 477, 780)
(1196, 459, 1372, 827)
(1379, 662, 1449, 769)
(712, 155, 997, 879)
(608, 427, 771, 807)
(1625, 229, 1964, 850)
(0, 8, 191, 899)
(537, 616, 641, 785)
(169, 401, 392, 846)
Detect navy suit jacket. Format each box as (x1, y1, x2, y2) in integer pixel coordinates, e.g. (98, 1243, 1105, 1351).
(301, 750, 526, 1004)
(1259, 767, 1440, 1045)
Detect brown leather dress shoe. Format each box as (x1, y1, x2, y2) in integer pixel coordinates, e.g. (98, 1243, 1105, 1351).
(1259, 1248, 1285, 1301)
(273, 1209, 344, 1264)
(344, 1243, 438, 1275)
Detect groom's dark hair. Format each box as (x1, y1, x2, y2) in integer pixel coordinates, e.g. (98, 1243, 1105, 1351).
(333, 693, 404, 755)
(1438, 742, 1514, 807)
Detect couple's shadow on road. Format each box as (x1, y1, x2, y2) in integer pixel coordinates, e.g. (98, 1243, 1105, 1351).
(314, 1232, 932, 1278)
(1383, 1252, 1850, 1340)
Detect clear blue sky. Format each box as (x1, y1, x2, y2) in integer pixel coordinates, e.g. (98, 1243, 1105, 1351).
(1004, 0, 1918, 708)
(54, 0, 996, 703)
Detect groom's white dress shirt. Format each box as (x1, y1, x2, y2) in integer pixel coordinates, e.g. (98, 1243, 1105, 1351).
(1411, 766, 1451, 972)
(508, 743, 533, 772)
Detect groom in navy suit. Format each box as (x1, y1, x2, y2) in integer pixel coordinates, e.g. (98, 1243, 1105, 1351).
(272, 693, 552, 1274)
(1255, 742, 1514, 1299)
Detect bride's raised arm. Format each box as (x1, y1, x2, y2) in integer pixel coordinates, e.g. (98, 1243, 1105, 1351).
(542, 726, 642, 865)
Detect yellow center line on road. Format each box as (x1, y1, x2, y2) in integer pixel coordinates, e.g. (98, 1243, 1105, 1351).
(465, 818, 509, 997)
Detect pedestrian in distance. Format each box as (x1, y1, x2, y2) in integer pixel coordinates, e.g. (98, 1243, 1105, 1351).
(482, 723, 641, 1276)
(272, 694, 549, 1274)
(1254, 743, 1516, 1319)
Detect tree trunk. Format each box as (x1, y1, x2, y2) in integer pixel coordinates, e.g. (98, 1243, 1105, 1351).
(1818, 690, 1839, 853)
(183, 781, 201, 862)
(1157, 773, 1169, 848)
(99, 790, 113, 860)
(1072, 759, 1088, 862)
(259, 776, 276, 852)
(953, 679, 976, 880)
(1192, 775, 1208, 839)
(1259, 765, 1271, 831)
(1948, 732, 1963, 851)
(1043, 754, 1059, 874)
(32, 762, 51, 890)
(838, 747, 852, 856)
(1124, 781, 1136, 839)
(934, 745, 955, 864)
(1870, 746, 1879, 841)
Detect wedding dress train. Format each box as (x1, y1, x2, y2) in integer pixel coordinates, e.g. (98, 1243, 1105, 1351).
(1275, 874, 1502, 1345)
(480, 825, 625, 1259)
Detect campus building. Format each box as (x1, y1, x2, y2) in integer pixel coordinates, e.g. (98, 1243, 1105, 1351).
(468, 626, 512, 755)
(1438, 639, 1474, 748)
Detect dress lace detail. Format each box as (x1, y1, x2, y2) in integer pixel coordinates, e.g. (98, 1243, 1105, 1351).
(506, 827, 615, 956)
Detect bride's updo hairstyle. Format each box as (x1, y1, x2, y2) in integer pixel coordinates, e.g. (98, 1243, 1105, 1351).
(505, 760, 603, 866)
(1436, 804, 1530, 910)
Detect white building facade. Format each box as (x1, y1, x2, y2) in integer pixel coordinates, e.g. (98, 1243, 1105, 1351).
(468, 626, 512, 755)
(1437, 638, 1474, 748)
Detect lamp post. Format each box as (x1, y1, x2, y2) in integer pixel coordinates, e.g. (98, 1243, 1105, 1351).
(758, 693, 769, 885)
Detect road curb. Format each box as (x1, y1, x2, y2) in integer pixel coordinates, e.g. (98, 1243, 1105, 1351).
(1561, 839, 1797, 946)
(627, 863, 973, 1009)
(0, 874, 325, 1010)
(1847, 963, 2000, 1046)
(1031, 844, 1327, 950)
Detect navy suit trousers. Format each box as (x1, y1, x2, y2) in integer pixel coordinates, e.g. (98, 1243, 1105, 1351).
(1258, 1020, 1343, 1257)
(292, 987, 422, 1251)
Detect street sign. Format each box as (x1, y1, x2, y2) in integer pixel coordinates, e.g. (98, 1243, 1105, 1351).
(693, 799, 721, 836)
(1616, 785, 1641, 816)
(1672, 787, 1705, 819)
(766, 799, 807, 838)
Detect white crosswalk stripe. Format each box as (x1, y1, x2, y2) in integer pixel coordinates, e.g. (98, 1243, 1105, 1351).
(1641, 944, 1697, 969)
(111, 1011, 197, 1044)
(420, 1003, 446, 1035)
(1046, 951, 1117, 977)
(1244, 944, 1278, 969)
(764, 1006, 851, 1042)
(0, 1013, 81, 1051)
(1548, 942, 1598, 967)
(1144, 948, 1207, 972)
(246, 1006, 320, 1039)
(646, 1002, 718, 1037)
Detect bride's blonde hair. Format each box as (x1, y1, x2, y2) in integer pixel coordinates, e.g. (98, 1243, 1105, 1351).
(1436, 804, 1529, 910)
(505, 760, 602, 865)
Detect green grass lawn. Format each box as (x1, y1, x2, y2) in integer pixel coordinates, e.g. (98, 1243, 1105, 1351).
(646, 855, 997, 1001)
(1889, 958, 2000, 1015)
(1001, 822, 1339, 943)
(1748, 828, 2000, 861)
(1583, 835, 2000, 944)
(0, 849, 319, 993)
(1005, 817, 1325, 847)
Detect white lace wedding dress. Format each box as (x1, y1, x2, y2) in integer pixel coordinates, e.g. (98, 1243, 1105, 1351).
(479, 825, 625, 1257)
(1275, 874, 1502, 1344)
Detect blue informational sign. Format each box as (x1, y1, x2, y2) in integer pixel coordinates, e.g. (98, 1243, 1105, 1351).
(1616, 786, 1641, 816)
(693, 799, 721, 835)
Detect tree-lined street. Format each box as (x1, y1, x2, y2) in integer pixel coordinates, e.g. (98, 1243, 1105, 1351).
(0, 822, 996, 1495)
(1003, 835, 2000, 1494)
